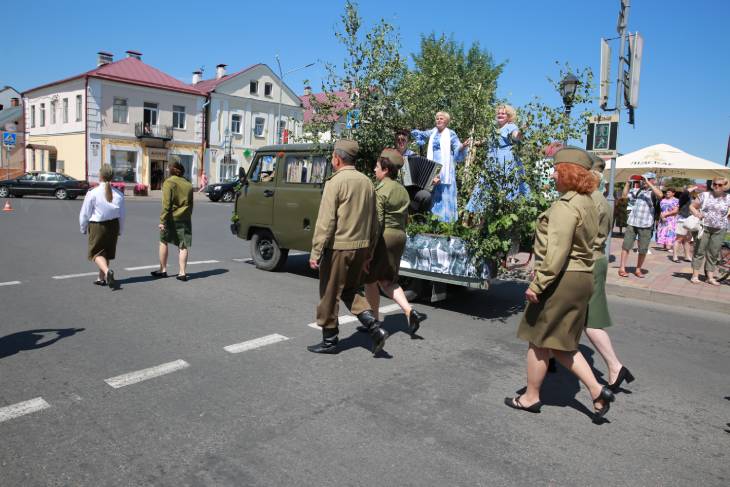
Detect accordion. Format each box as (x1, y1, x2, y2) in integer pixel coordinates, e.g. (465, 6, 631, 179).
(400, 156, 442, 192)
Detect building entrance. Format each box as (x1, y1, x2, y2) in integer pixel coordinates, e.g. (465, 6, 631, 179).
(150, 159, 167, 190)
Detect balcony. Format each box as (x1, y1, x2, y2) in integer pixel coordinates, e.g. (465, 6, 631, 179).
(135, 122, 173, 142)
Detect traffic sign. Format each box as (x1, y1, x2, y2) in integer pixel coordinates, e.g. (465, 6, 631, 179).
(2, 132, 16, 148)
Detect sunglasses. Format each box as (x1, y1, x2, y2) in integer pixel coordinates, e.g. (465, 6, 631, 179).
(712, 182, 725, 187)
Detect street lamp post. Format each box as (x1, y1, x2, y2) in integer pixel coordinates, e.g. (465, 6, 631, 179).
(559, 72, 579, 146)
(275, 55, 314, 144)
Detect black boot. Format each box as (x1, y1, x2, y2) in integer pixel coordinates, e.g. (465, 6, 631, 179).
(408, 309, 427, 336)
(307, 327, 340, 354)
(356, 310, 378, 333)
(369, 325, 388, 355)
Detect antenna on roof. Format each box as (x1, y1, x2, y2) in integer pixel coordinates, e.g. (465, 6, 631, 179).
(199, 66, 205, 76)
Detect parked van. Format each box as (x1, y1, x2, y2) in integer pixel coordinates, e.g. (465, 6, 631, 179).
(232, 144, 493, 301)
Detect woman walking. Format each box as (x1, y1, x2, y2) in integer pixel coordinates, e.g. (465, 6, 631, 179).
(505, 147, 615, 423)
(656, 188, 679, 251)
(79, 164, 125, 290)
(584, 154, 635, 392)
(362, 149, 427, 336)
(689, 178, 730, 285)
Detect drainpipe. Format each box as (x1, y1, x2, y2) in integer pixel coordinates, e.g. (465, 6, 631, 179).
(84, 76, 89, 181)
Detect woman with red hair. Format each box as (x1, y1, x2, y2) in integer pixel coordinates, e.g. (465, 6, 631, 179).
(505, 147, 616, 423)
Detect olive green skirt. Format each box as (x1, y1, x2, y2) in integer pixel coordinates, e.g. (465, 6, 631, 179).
(517, 271, 593, 351)
(365, 228, 407, 283)
(586, 255, 613, 329)
(87, 218, 120, 261)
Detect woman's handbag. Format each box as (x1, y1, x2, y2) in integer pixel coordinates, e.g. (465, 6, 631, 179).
(682, 214, 701, 232)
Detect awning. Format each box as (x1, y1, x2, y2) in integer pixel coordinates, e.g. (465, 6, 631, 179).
(606, 143, 730, 180)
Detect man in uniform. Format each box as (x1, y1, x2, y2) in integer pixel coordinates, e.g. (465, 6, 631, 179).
(308, 139, 389, 355)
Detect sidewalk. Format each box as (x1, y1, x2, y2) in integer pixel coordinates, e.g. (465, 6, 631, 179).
(604, 235, 730, 313)
(126, 189, 209, 201)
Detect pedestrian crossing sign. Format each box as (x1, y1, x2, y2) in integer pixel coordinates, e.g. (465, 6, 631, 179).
(2, 132, 16, 148)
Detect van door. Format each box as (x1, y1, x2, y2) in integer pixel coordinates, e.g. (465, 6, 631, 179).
(241, 153, 278, 228)
(273, 153, 330, 251)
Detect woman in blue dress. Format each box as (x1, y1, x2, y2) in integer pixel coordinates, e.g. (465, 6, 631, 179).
(411, 112, 469, 223)
(466, 104, 525, 213)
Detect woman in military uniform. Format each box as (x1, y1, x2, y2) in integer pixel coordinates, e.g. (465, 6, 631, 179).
(363, 148, 427, 336)
(505, 147, 616, 423)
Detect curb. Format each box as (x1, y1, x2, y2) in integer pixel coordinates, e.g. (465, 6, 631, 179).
(605, 283, 730, 314)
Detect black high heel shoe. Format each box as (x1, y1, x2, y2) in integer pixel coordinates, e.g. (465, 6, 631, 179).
(608, 366, 635, 392)
(592, 386, 616, 424)
(408, 309, 427, 336)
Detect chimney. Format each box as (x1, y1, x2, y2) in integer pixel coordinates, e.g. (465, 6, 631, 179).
(303, 86, 312, 96)
(10, 97, 20, 107)
(97, 51, 114, 67)
(126, 50, 142, 60)
(216, 64, 227, 79)
(192, 71, 202, 85)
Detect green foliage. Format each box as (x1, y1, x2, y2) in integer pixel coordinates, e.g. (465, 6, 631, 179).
(662, 177, 693, 191)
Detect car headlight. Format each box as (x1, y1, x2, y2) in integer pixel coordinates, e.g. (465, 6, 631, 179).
(214, 185, 221, 190)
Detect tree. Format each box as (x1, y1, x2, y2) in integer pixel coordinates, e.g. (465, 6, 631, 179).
(302, 1, 406, 171)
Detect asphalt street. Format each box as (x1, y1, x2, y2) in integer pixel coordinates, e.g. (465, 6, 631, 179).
(1, 196, 728, 487)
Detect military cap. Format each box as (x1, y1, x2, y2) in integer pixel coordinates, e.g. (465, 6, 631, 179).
(589, 152, 606, 172)
(379, 148, 404, 167)
(553, 146, 593, 170)
(334, 139, 359, 158)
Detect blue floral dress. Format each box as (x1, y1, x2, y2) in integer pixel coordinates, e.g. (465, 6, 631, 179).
(466, 122, 528, 213)
(411, 128, 466, 222)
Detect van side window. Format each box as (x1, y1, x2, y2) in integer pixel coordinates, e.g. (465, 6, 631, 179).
(283, 155, 328, 184)
(250, 155, 277, 183)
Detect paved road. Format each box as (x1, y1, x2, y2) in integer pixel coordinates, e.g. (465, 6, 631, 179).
(1, 197, 728, 486)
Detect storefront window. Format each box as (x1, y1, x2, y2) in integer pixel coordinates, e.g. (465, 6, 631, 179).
(176, 154, 193, 181)
(219, 158, 238, 182)
(110, 150, 137, 183)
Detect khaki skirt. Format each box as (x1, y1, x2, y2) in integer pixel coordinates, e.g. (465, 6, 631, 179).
(87, 218, 120, 261)
(586, 255, 613, 329)
(517, 271, 593, 351)
(365, 228, 407, 283)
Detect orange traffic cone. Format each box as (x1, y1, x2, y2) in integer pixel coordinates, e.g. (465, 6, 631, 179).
(3, 200, 12, 212)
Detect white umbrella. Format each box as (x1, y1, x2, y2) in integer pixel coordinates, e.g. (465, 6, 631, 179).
(607, 143, 730, 181)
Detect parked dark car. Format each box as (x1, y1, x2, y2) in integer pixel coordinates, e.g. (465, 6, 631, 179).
(205, 178, 239, 202)
(0, 171, 90, 200)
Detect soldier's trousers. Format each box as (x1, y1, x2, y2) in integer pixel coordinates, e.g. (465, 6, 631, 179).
(316, 248, 372, 329)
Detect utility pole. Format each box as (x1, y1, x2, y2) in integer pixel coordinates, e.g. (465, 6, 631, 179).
(275, 55, 314, 144)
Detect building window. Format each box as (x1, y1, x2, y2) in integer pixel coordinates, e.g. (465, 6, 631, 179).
(175, 154, 193, 181)
(219, 157, 238, 182)
(143, 102, 158, 127)
(76, 95, 82, 121)
(264, 82, 273, 96)
(172, 105, 186, 129)
(113, 98, 128, 123)
(231, 114, 242, 134)
(110, 150, 137, 183)
(31, 105, 36, 128)
(51, 100, 57, 124)
(254, 117, 265, 137)
(40, 103, 46, 127)
(250, 81, 258, 94)
(278, 120, 286, 142)
(62, 98, 68, 123)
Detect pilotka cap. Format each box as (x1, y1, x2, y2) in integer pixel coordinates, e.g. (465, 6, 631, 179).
(553, 147, 593, 170)
(379, 148, 404, 167)
(334, 139, 359, 158)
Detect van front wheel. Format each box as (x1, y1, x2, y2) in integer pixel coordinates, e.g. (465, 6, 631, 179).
(251, 230, 288, 271)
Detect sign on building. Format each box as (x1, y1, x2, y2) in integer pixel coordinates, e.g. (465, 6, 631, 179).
(586, 114, 619, 158)
(2, 132, 16, 148)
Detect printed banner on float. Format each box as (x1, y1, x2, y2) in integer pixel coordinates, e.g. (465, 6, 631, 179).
(400, 234, 491, 280)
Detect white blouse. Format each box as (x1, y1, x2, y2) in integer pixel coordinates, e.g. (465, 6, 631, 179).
(79, 184, 126, 235)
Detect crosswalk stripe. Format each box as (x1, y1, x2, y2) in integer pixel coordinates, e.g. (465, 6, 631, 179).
(104, 359, 190, 389)
(52, 272, 98, 280)
(0, 397, 51, 423)
(224, 333, 289, 353)
(306, 303, 402, 329)
(0, 281, 21, 287)
(124, 264, 159, 271)
(186, 260, 219, 265)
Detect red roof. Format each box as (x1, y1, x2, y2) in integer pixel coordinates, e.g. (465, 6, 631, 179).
(24, 57, 203, 96)
(299, 90, 351, 123)
(192, 64, 261, 93)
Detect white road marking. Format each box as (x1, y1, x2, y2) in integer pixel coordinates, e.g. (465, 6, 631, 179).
(0, 397, 51, 423)
(186, 260, 219, 265)
(224, 333, 289, 353)
(306, 303, 403, 329)
(124, 264, 159, 271)
(104, 359, 190, 389)
(232, 258, 251, 263)
(52, 272, 99, 280)
(0, 281, 21, 287)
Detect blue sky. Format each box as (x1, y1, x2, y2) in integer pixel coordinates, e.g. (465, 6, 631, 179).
(5, 0, 729, 165)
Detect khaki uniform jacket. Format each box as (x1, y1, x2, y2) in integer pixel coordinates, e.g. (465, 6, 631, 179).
(529, 191, 598, 295)
(590, 190, 612, 258)
(160, 176, 194, 223)
(375, 177, 410, 233)
(311, 166, 378, 262)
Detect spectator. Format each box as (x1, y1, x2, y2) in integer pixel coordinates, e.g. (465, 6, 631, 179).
(671, 185, 698, 262)
(656, 188, 679, 251)
(689, 178, 730, 285)
(618, 172, 663, 278)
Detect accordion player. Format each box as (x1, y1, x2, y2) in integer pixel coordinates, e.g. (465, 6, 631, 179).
(398, 155, 442, 214)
